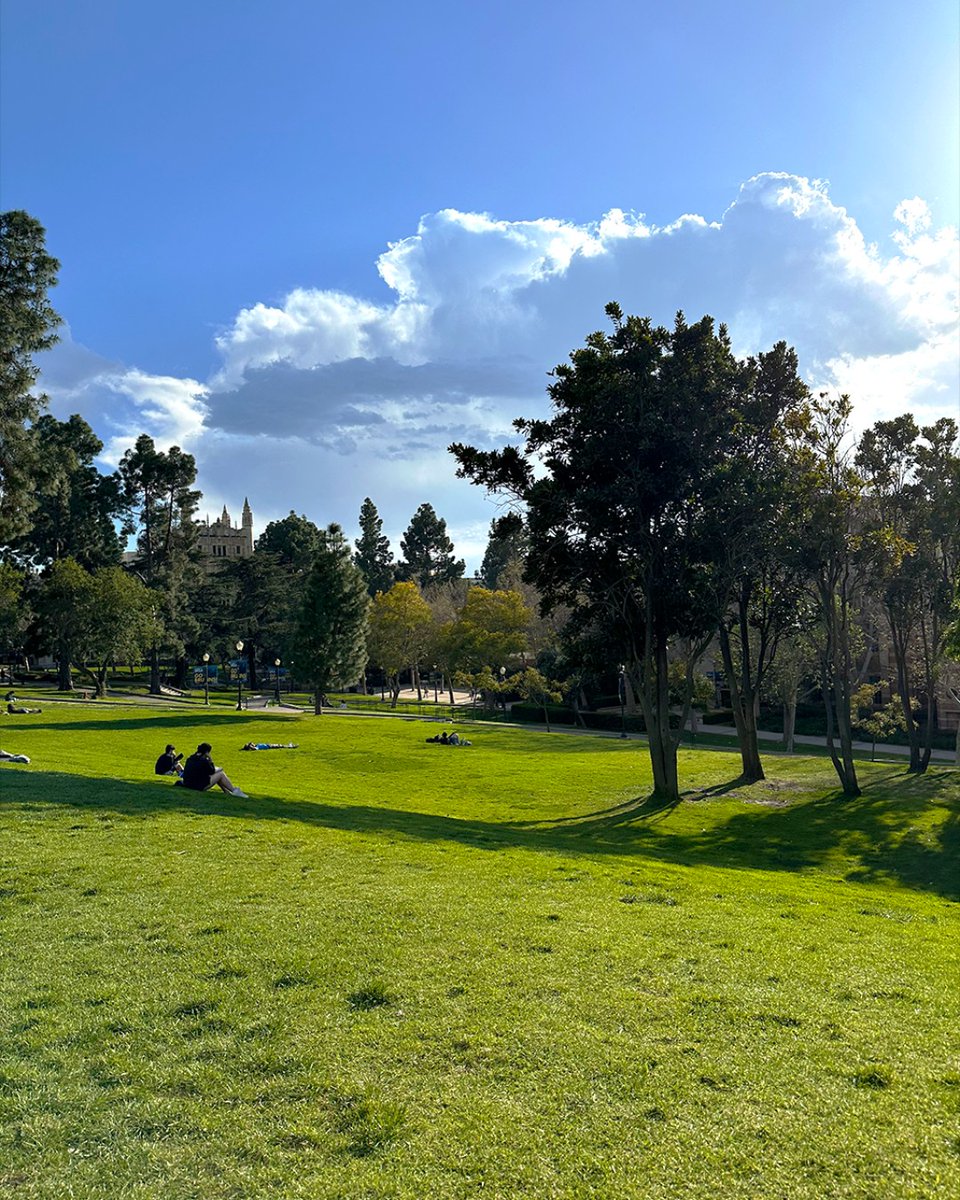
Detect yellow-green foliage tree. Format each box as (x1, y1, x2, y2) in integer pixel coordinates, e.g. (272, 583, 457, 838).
(447, 587, 531, 671)
(366, 582, 433, 707)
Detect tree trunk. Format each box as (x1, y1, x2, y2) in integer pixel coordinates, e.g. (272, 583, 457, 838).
(173, 655, 189, 689)
(718, 625, 765, 782)
(783, 695, 797, 754)
(818, 577, 861, 797)
(636, 640, 681, 803)
(149, 646, 162, 695)
(542, 703, 551, 733)
(246, 644, 258, 690)
(57, 639, 73, 691)
(918, 653, 937, 774)
(821, 655, 860, 797)
(413, 664, 422, 702)
(889, 617, 921, 772)
(390, 676, 400, 708)
(314, 689, 322, 715)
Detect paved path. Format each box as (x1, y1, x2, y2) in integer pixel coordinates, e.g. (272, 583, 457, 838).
(698, 723, 956, 764)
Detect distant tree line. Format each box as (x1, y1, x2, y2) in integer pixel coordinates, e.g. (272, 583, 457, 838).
(3, 213, 958, 804)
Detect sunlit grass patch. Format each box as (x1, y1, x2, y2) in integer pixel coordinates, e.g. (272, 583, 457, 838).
(0, 703, 957, 1197)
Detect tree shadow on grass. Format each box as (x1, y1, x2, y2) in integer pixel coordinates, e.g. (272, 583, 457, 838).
(2, 765, 957, 901)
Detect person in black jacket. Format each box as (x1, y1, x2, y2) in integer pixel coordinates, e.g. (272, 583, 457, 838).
(154, 744, 184, 776)
(181, 743, 248, 797)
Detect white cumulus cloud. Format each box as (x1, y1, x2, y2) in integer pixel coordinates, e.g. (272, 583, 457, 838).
(38, 174, 959, 567)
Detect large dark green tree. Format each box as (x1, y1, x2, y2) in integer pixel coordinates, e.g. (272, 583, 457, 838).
(0, 211, 62, 544)
(791, 394, 873, 797)
(354, 497, 395, 596)
(479, 512, 527, 590)
(294, 524, 369, 714)
(256, 511, 322, 575)
(862, 415, 960, 773)
(453, 305, 794, 803)
(0, 561, 29, 667)
(710, 343, 810, 782)
(210, 553, 289, 689)
(398, 503, 464, 590)
(118, 435, 202, 692)
(34, 557, 94, 691)
(12, 414, 125, 569)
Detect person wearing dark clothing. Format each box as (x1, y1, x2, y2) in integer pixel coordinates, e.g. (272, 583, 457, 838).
(154, 744, 184, 776)
(7, 702, 41, 714)
(181, 742, 248, 797)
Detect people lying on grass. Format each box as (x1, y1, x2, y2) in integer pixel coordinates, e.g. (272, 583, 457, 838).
(425, 731, 472, 746)
(154, 744, 184, 776)
(0, 749, 30, 764)
(240, 741, 299, 750)
(6, 702, 41, 714)
(180, 742, 249, 797)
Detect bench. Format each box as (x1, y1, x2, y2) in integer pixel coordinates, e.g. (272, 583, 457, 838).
(243, 695, 271, 710)
(160, 684, 185, 697)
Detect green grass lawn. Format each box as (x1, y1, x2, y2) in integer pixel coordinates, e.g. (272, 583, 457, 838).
(0, 705, 957, 1199)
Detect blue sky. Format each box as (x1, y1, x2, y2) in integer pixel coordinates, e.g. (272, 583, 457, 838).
(2, 0, 958, 567)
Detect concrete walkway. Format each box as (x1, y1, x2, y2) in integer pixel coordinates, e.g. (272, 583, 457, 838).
(699, 723, 956, 764)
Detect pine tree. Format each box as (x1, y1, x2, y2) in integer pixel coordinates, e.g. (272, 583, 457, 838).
(13, 414, 125, 569)
(479, 512, 527, 589)
(354, 497, 395, 596)
(295, 523, 370, 713)
(398, 503, 465, 590)
(118, 435, 202, 693)
(256, 511, 321, 575)
(0, 211, 62, 543)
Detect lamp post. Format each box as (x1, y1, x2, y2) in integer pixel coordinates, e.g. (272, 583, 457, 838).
(202, 652, 210, 706)
(274, 658, 281, 705)
(618, 664, 628, 739)
(235, 640, 244, 710)
(499, 665, 506, 713)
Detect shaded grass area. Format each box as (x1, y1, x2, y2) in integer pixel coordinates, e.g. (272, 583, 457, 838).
(0, 706, 958, 1199)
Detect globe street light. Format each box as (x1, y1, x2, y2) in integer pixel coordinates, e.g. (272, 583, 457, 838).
(618, 664, 628, 739)
(274, 658, 281, 706)
(236, 640, 245, 710)
(202, 652, 210, 706)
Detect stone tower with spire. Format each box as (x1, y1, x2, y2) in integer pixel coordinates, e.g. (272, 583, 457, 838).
(196, 499, 255, 574)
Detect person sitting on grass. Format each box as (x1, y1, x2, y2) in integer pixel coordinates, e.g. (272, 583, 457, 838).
(7, 701, 41, 714)
(241, 741, 298, 750)
(181, 742, 248, 797)
(154, 744, 184, 776)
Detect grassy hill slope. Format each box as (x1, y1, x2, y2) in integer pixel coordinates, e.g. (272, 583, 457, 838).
(0, 706, 957, 1199)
